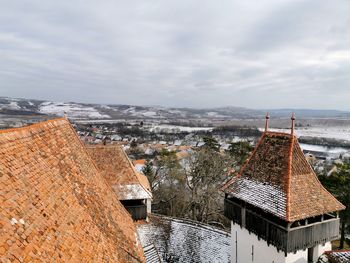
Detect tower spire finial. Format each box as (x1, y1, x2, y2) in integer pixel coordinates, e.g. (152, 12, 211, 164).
(265, 112, 270, 132)
(291, 112, 295, 135)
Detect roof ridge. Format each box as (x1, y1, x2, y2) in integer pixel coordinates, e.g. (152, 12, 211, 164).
(66, 120, 105, 180)
(285, 135, 295, 221)
(60, 121, 146, 260)
(86, 144, 152, 198)
(221, 132, 266, 190)
(265, 131, 293, 137)
(0, 117, 67, 135)
(120, 147, 152, 198)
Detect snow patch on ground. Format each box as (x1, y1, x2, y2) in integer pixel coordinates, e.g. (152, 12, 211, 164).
(300, 143, 348, 155)
(142, 111, 157, 117)
(39, 102, 110, 119)
(206, 111, 226, 117)
(150, 125, 213, 132)
(7, 101, 21, 110)
(99, 105, 112, 109)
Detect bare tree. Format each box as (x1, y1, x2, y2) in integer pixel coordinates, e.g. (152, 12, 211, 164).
(183, 148, 232, 225)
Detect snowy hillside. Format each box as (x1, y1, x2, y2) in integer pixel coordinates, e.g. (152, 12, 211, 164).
(39, 101, 110, 119)
(0, 97, 263, 120)
(1, 96, 350, 121)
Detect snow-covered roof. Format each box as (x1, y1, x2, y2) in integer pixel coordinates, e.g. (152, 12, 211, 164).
(174, 140, 182, 146)
(142, 244, 162, 263)
(137, 214, 231, 263)
(111, 134, 122, 141)
(115, 184, 152, 200)
(227, 178, 286, 218)
(324, 250, 350, 263)
(197, 141, 205, 147)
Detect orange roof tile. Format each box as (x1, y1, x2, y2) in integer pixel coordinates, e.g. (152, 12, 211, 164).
(176, 151, 189, 160)
(136, 172, 151, 193)
(133, 159, 147, 166)
(178, 146, 191, 151)
(0, 118, 145, 262)
(86, 146, 152, 198)
(223, 131, 345, 222)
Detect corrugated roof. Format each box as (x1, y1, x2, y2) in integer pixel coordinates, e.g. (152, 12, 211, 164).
(86, 145, 152, 199)
(223, 131, 345, 222)
(0, 118, 145, 262)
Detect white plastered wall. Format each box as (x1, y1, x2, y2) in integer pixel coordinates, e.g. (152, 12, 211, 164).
(230, 222, 330, 263)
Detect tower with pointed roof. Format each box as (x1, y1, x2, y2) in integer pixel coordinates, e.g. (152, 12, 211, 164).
(222, 114, 345, 263)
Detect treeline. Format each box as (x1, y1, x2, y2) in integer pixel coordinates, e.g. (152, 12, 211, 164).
(212, 125, 262, 138)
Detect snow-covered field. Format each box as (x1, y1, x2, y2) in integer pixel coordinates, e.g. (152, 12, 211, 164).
(39, 102, 110, 119)
(300, 143, 348, 154)
(150, 124, 213, 133)
(259, 127, 350, 142)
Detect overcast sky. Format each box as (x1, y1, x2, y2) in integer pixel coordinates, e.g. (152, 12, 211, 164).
(1, 0, 350, 110)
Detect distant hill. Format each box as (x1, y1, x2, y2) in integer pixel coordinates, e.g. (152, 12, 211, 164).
(1, 96, 350, 121)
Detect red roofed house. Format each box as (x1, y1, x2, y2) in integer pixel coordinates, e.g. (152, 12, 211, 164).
(222, 114, 345, 263)
(86, 145, 152, 221)
(0, 118, 145, 262)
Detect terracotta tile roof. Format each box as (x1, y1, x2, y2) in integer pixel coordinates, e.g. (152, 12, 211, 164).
(136, 172, 151, 193)
(86, 145, 152, 199)
(0, 118, 145, 262)
(223, 131, 345, 222)
(178, 146, 191, 151)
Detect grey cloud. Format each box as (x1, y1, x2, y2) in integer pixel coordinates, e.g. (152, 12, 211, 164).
(0, 0, 350, 109)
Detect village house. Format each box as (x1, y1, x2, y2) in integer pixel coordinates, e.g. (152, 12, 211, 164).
(0, 118, 145, 262)
(222, 114, 346, 263)
(129, 159, 147, 173)
(87, 145, 152, 221)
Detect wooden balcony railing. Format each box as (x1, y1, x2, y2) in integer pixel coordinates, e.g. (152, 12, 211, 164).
(224, 198, 340, 253)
